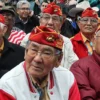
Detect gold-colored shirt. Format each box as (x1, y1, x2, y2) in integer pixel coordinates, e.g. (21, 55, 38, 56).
(0, 40, 4, 56)
(30, 75, 50, 100)
(81, 33, 93, 55)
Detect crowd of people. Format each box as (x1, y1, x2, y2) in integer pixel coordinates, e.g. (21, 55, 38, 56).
(0, 0, 100, 100)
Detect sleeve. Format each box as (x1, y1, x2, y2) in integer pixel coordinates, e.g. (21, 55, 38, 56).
(70, 62, 96, 100)
(61, 37, 78, 69)
(0, 90, 16, 100)
(69, 79, 81, 100)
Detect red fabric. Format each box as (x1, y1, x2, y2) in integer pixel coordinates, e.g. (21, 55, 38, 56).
(70, 51, 100, 99)
(71, 32, 88, 59)
(0, 90, 15, 100)
(69, 79, 81, 100)
(43, 2, 62, 16)
(29, 26, 63, 50)
(81, 7, 98, 19)
(0, 14, 5, 24)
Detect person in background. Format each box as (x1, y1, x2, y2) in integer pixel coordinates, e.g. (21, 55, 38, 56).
(70, 28, 100, 100)
(20, 2, 78, 69)
(0, 6, 26, 45)
(0, 26, 80, 100)
(0, 1, 5, 10)
(0, 14, 24, 78)
(15, 0, 39, 34)
(71, 7, 99, 59)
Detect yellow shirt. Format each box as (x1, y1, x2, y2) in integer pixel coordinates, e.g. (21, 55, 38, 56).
(0, 40, 4, 56)
(81, 33, 93, 55)
(30, 75, 50, 100)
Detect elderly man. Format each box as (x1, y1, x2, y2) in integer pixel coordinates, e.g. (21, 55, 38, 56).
(0, 14, 25, 78)
(71, 7, 99, 59)
(70, 28, 100, 100)
(0, 26, 80, 100)
(15, 0, 39, 34)
(21, 2, 78, 69)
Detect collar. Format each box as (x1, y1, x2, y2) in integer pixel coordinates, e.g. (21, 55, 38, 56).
(81, 33, 90, 43)
(0, 39, 4, 52)
(19, 16, 28, 24)
(71, 32, 84, 42)
(30, 74, 48, 89)
(23, 62, 54, 93)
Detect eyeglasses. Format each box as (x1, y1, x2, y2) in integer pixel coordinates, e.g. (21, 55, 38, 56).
(41, 14, 61, 22)
(80, 17, 98, 24)
(27, 47, 61, 59)
(19, 8, 30, 10)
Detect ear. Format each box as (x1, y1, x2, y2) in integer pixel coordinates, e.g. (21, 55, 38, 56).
(54, 53, 63, 67)
(24, 49, 28, 59)
(3, 26, 8, 34)
(17, 9, 20, 14)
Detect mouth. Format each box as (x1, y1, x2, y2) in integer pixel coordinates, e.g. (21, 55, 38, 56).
(31, 64, 43, 71)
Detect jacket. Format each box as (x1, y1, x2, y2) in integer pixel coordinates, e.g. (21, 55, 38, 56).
(71, 32, 88, 59)
(0, 61, 80, 100)
(0, 37, 25, 78)
(70, 51, 100, 100)
(15, 15, 39, 34)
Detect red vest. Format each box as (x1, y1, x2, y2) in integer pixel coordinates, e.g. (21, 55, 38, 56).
(71, 32, 88, 59)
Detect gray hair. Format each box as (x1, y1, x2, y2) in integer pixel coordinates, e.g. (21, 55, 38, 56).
(17, 0, 30, 9)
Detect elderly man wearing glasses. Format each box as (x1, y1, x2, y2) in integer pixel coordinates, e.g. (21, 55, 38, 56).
(70, 28, 100, 100)
(0, 26, 80, 100)
(71, 7, 99, 59)
(21, 2, 78, 69)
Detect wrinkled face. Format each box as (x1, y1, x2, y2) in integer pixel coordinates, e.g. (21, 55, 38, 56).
(40, 2, 48, 12)
(2, 12, 14, 26)
(24, 41, 61, 79)
(78, 17, 98, 35)
(40, 13, 62, 33)
(94, 32, 100, 55)
(17, 4, 30, 19)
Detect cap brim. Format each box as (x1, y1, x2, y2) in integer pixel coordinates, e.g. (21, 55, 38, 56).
(0, 9, 16, 16)
(68, 7, 84, 17)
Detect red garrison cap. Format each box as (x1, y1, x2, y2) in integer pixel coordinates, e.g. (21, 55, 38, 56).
(29, 26, 63, 50)
(43, 2, 62, 16)
(81, 7, 98, 19)
(0, 14, 5, 25)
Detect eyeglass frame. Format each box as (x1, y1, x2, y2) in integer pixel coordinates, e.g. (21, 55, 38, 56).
(78, 17, 98, 24)
(26, 41, 62, 59)
(40, 13, 63, 22)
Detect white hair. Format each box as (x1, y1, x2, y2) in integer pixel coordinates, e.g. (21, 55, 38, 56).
(17, 0, 30, 9)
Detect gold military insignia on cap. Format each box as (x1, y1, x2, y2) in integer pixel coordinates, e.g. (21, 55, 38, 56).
(54, 8, 58, 12)
(46, 35, 55, 42)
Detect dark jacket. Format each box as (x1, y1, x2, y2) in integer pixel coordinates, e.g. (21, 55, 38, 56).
(15, 15, 39, 34)
(61, 19, 79, 38)
(0, 37, 25, 77)
(70, 51, 100, 100)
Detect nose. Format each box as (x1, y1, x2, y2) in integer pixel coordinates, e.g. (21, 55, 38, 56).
(33, 53, 42, 63)
(48, 17, 53, 25)
(87, 19, 91, 24)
